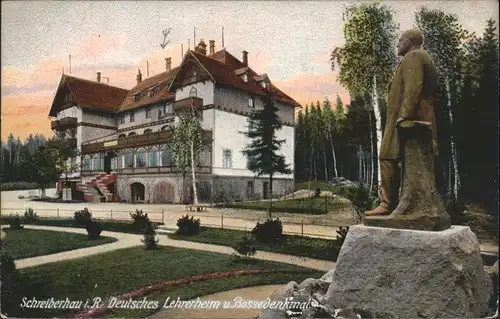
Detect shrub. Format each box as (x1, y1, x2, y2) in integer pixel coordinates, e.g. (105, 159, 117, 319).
(1, 252, 19, 316)
(176, 214, 201, 236)
(74, 208, 92, 226)
(233, 233, 257, 258)
(445, 199, 467, 225)
(86, 221, 103, 240)
(141, 222, 159, 249)
(314, 188, 321, 198)
(0, 181, 39, 191)
(335, 226, 349, 246)
(252, 218, 283, 244)
(23, 208, 38, 224)
(130, 209, 150, 232)
(8, 215, 23, 230)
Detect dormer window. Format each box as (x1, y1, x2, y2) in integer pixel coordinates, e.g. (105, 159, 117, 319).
(242, 73, 248, 83)
(148, 90, 154, 97)
(248, 97, 255, 108)
(133, 94, 140, 101)
(261, 81, 267, 89)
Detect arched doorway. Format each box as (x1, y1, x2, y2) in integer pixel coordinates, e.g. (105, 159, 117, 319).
(104, 151, 118, 174)
(152, 181, 175, 204)
(130, 182, 145, 203)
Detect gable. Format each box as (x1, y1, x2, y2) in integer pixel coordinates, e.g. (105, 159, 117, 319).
(48, 78, 77, 117)
(169, 54, 214, 91)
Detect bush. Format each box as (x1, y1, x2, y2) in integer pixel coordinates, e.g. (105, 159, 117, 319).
(8, 215, 23, 230)
(130, 209, 150, 232)
(314, 188, 321, 198)
(252, 218, 283, 244)
(176, 215, 201, 236)
(141, 222, 159, 249)
(24, 208, 38, 224)
(0, 181, 39, 191)
(233, 233, 257, 258)
(1, 252, 19, 317)
(86, 221, 103, 240)
(74, 208, 92, 226)
(446, 199, 467, 225)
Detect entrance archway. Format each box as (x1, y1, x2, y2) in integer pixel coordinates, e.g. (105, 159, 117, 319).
(152, 181, 175, 204)
(130, 182, 145, 203)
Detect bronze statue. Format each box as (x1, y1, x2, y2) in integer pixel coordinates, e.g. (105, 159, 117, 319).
(364, 29, 450, 231)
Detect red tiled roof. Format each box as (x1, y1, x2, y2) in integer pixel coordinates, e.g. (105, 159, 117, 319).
(64, 75, 128, 112)
(193, 50, 301, 108)
(119, 67, 178, 111)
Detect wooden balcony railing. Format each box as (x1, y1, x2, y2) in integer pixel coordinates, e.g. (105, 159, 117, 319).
(173, 97, 203, 112)
(82, 129, 212, 154)
(51, 117, 78, 131)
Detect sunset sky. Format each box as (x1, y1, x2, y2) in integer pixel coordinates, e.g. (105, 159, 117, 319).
(1, 0, 498, 141)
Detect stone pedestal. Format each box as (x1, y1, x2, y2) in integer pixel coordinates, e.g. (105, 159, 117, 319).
(324, 225, 492, 318)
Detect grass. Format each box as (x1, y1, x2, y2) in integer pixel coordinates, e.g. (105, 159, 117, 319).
(219, 196, 348, 215)
(0, 216, 163, 235)
(3, 246, 323, 318)
(169, 227, 342, 261)
(1, 228, 117, 260)
(295, 180, 333, 192)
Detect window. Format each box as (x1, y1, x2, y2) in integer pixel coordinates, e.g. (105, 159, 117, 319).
(248, 97, 255, 108)
(136, 148, 147, 168)
(189, 86, 197, 97)
(246, 181, 254, 197)
(242, 73, 248, 83)
(160, 125, 169, 131)
(222, 149, 232, 168)
(159, 104, 172, 118)
(128, 132, 137, 137)
(145, 108, 151, 118)
(148, 90, 154, 97)
(92, 154, 103, 171)
(83, 156, 91, 171)
(130, 112, 135, 122)
(133, 94, 140, 101)
(149, 147, 158, 167)
(120, 115, 125, 124)
(124, 150, 134, 168)
(144, 129, 152, 134)
(160, 147, 172, 166)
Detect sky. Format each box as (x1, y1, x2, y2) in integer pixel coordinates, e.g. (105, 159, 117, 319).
(1, 0, 498, 141)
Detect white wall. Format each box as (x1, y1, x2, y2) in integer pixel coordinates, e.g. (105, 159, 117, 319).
(212, 110, 294, 179)
(175, 81, 214, 105)
(57, 106, 82, 121)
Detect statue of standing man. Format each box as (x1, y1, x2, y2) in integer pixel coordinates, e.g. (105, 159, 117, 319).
(367, 29, 440, 217)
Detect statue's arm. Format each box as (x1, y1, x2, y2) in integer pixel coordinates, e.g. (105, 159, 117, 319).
(401, 51, 424, 120)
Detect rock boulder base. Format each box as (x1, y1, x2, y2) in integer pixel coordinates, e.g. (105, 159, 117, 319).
(325, 225, 493, 318)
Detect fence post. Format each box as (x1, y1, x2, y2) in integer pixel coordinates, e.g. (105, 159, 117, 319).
(110, 209, 113, 220)
(301, 220, 304, 237)
(57, 208, 59, 218)
(221, 213, 224, 229)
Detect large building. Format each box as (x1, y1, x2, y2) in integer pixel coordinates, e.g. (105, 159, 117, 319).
(48, 39, 300, 204)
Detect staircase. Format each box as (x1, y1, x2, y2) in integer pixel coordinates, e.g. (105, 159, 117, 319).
(77, 172, 118, 202)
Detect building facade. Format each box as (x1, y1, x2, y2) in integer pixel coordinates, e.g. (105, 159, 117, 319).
(48, 40, 300, 204)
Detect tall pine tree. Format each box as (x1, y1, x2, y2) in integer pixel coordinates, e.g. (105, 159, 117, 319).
(242, 91, 291, 219)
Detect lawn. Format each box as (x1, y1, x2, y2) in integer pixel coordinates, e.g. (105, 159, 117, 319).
(220, 196, 348, 214)
(169, 227, 342, 261)
(3, 246, 323, 318)
(1, 228, 117, 260)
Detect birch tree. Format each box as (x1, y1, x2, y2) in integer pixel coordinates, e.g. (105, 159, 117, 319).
(415, 7, 469, 200)
(170, 106, 205, 205)
(331, 2, 398, 190)
(323, 98, 339, 179)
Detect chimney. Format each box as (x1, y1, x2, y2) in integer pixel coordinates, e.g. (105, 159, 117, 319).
(165, 57, 172, 71)
(195, 39, 207, 55)
(136, 69, 142, 84)
(209, 40, 215, 55)
(96, 72, 101, 83)
(242, 50, 248, 66)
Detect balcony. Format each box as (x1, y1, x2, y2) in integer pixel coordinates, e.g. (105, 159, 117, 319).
(116, 166, 212, 175)
(67, 137, 77, 148)
(82, 129, 212, 154)
(51, 117, 77, 131)
(173, 97, 203, 112)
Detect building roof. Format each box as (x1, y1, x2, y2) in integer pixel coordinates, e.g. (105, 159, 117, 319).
(191, 50, 301, 108)
(119, 67, 178, 111)
(49, 75, 129, 116)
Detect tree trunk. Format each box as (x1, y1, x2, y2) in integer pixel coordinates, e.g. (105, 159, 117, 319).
(445, 78, 459, 200)
(372, 75, 383, 190)
(367, 109, 375, 192)
(190, 141, 199, 205)
(358, 146, 364, 183)
(268, 173, 273, 219)
(323, 141, 329, 181)
(328, 130, 338, 178)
